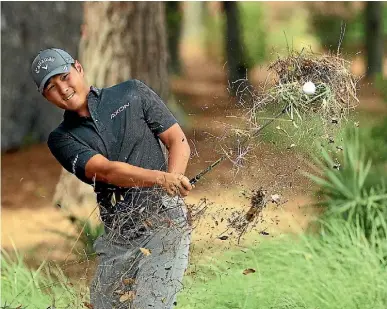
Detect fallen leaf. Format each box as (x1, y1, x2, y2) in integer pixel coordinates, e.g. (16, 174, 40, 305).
(123, 278, 136, 285)
(140, 247, 151, 256)
(143, 219, 153, 228)
(218, 235, 228, 240)
(83, 302, 94, 309)
(114, 289, 124, 295)
(110, 193, 117, 206)
(119, 291, 135, 303)
(243, 268, 256, 275)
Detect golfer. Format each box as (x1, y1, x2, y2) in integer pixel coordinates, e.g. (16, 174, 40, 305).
(31, 48, 193, 309)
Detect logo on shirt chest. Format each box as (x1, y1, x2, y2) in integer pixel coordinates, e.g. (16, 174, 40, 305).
(111, 102, 130, 119)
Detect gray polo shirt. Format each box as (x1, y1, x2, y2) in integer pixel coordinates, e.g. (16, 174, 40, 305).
(48, 79, 177, 228)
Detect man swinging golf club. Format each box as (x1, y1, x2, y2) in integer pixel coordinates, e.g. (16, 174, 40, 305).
(31, 48, 193, 309)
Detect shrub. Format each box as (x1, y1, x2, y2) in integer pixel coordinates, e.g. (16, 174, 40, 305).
(306, 128, 387, 243)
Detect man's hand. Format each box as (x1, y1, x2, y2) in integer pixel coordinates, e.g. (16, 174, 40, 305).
(156, 172, 193, 197)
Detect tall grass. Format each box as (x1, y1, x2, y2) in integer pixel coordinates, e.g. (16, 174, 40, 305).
(47, 213, 104, 259)
(1, 248, 89, 309)
(177, 219, 387, 309)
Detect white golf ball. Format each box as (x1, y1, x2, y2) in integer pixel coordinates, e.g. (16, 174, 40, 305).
(302, 81, 316, 95)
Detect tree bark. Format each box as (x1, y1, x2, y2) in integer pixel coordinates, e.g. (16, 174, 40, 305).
(223, 2, 249, 96)
(166, 2, 183, 75)
(53, 1, 169, 209)
(365, 1, 383, 79)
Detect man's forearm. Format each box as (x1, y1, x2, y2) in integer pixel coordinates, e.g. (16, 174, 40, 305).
(104, 161, 165, 188)
(167, 140, 191, 175)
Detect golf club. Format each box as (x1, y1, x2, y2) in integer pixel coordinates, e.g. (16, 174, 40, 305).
(189, 104, 289, 185)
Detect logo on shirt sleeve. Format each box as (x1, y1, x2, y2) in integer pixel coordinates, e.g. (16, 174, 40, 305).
(72, 154, 79, 175)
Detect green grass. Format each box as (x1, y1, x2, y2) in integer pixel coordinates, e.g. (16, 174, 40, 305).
(177, 219, 387, 309)
(47, 213, 104, 260)
(256, 108, 348, 157)
(1, 248, 90, 309)
(256, 108, 384, 161)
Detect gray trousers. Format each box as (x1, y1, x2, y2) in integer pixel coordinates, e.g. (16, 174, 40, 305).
(90, 196, 191, 309)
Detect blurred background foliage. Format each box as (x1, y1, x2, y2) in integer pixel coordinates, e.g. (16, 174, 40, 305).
(182, 2, 386, 67)
(2, 1, 386, 152)
(309, 2, 387, 52)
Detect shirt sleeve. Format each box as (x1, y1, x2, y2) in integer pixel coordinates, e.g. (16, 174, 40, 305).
(47, 130, 99, 184)
(135, 79, 178, 135)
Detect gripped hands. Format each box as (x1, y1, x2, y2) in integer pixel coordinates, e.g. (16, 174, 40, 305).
(157, 172, 193, 197)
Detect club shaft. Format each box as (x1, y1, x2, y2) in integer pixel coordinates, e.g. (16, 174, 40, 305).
(189, 155, 227, 185)
(189, 105, 288, 185)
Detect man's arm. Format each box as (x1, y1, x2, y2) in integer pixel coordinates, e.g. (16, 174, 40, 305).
(85, 154, 192, 196)
(48, 128, 192, 196)
(158, 123, 191, 175)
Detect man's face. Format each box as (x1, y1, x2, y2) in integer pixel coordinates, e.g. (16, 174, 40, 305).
(43, 61, 89, 111)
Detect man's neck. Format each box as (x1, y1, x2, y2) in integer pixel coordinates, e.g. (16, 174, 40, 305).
(77, 105, 91, 117)
(76, 86, 92, 117)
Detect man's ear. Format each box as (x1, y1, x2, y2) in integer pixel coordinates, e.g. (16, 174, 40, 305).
(73, 60, 84, 75)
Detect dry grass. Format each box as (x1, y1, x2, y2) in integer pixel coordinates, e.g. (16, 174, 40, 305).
(263, 49, 359, 124)
(217, 49, 361, 168)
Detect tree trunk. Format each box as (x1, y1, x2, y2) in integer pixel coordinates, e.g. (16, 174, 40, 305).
(223, 1, 251, 101)
(365, 1, 383, 79)
(53, 1, 169, 209)
(166, 2, 183, 75)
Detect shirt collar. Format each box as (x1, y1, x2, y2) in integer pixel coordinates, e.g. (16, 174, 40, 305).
(63, 86, 100, 124)
(90, 85, 101, 97)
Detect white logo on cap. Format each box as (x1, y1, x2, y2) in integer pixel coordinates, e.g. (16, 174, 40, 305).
(35, 56, 55, 74)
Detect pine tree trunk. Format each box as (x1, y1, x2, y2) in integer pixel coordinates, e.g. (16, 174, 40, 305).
(53, 1, 169, 209)
(365, 1, 383, 79)
(166, 2, 183, 75)
(223, 1, 250, 98)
